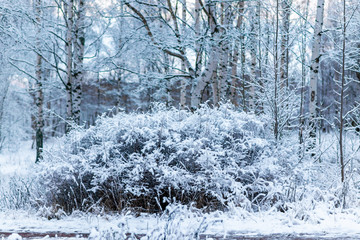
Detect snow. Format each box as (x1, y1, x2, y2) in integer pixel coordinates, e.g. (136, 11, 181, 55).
(7, 233, 22, 240)
(0, 208, 360, 239)
(1, 109, 360, 239)
(0, 141, 34, 177)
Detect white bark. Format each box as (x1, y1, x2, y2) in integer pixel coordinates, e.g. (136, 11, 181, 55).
(72, 0, 85, 125)
(309, 0, 325, 145)
(249, 2, 259, 112)
(218, 2, 231, 101)
(35, 0, 44, 162)
(191, 48, 220, 108)
(194, 0, 202, 76)
(190, 1, 220, 109)
(180, 0, 187, 109)
(65, 0, 74, 133)
(230, 1, 244, 106)
(280, 0, 291, 88)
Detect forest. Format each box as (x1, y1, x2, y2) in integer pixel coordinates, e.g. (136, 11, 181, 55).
(0, 0, 360, 238)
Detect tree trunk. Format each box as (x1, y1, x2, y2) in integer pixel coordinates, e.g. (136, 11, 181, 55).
(180, 0, 187, 109)
(240, 17, 246, 112)
(308, 0, 325, 151)
(35, 0, 44, 163)
(218, 2, 231, 102)
(0, 79, 10, 151)
(191, 2, 220, 109)
(72, 0, 85, 125)
(299, 0, 310, 148)
(249, 1, 259, 112)
(65, 0, 74, 133)
(280, 0, 291, 88)
(194, 0, 202, 77)
(339, 0, 346, 207)
(256, 0, 264, 114)
(191, 48, 220, 108)
(230, 1, 245, 107)
(274, 0, 280, 141)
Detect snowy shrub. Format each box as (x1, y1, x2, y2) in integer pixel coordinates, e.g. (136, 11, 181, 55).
(39, 104, 280, 213)
(0, 176, 37, 210)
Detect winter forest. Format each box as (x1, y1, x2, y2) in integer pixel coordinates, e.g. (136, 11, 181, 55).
(1, 0, 360, 238)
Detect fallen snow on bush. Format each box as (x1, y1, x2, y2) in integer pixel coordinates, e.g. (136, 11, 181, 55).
(39, 104, 282, 213)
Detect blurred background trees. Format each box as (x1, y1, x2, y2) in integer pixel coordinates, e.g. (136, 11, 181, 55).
(0, 0, 359, 161)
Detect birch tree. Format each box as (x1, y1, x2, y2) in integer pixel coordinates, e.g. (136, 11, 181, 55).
(280, 0, 292, 88)
(72, 0, 85, 124)
(180, 0, 187, 109)
(35, 0, 44, 163)
(308, 0, 325, 151)
(230, 1, 245, 107)
(65, 0, 74, 133)
(249, 2, 258, 111)
(64, 0, 86, 133)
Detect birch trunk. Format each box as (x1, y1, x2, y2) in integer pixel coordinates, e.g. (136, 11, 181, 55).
(230, 1, 245, 106)
(191, 1, 220, 109)
(72, 0, 85, 125)
(280, 0, 291, 88)
(194, 0, 202, 76)
(180, 0, 187, 109)
(65, 0, 74, 133)
(191, 48, 220, 108)
(35, 0, 44, 163)
(249, 1, 260, 112)
(218, 2, 231, 101)
(309, 0, 325, 149)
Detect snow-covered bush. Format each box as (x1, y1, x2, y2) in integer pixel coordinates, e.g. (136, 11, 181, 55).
(0, 175, 42, 211)
(38, 104, 280, 213)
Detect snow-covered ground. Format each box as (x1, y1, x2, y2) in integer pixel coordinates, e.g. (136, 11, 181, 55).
(1, 207, 360, 239)
(1, 138, 360, 239)
(0, 141, 34, 177)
